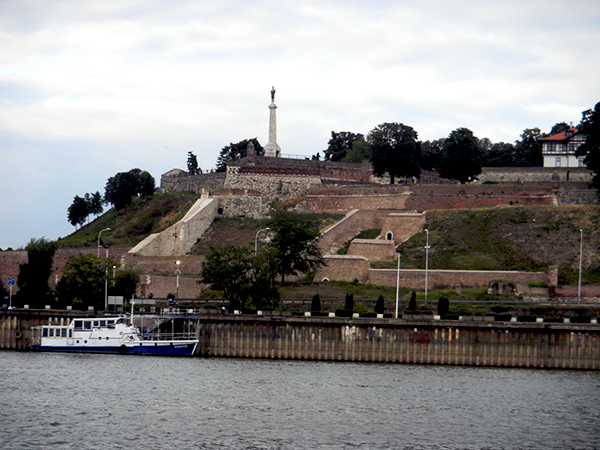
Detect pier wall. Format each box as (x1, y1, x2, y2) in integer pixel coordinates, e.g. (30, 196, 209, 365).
(3, 312, 599, 370)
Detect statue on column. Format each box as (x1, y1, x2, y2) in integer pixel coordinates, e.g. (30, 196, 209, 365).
(271, 86, 276, 103)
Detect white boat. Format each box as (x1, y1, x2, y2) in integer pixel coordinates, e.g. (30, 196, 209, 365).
(32, 316, 199, 356)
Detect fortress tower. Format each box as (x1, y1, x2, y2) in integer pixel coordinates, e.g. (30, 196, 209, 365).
(263, 86, 281, 158)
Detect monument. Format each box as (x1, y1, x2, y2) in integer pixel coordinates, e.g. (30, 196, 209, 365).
(263, 86, 281, 158)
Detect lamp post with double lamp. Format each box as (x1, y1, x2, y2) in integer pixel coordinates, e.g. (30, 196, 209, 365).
(175, 261, 181, 299)
(255, 227, 271, 255)
(395, 248, 402, 318)
(424, 229, 430, 304)
(97, 228, 111, 258)
(578, 229, 584, 303)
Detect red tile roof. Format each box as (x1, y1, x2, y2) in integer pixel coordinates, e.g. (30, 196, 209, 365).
(539, 128, 579, 142)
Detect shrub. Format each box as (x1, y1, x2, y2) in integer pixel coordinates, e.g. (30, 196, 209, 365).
(441, 314, 460, 320)
(311, 293, 321, 312)
(543, 317, 564, 323)
(437, 297, 450, 316)
(335, 309, 354, 318)
(383, 313, 393, 318)
(408, 291, 417, 311)
(516, 315, 537, 323)
(570, 316, 592, 324)
(375, 295, 385, 315)
(491, 305, 511, 314)
(494, 314, 512, 322)
(344, 293, 354, 311)
(360, 312, 377, 318)
(310, 311, 329, 317)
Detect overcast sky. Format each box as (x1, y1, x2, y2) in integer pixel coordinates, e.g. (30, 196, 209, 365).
(1, 0, 599, 250)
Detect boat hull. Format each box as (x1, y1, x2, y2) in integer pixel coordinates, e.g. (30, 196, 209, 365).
(33, 341, 198, 356)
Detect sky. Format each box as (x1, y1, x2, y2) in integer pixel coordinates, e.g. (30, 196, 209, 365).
(1, 0, 599, 250)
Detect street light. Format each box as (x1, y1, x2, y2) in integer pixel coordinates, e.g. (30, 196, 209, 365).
(395, 248, 402, 318)
(175, 260, 181, 299)
(255, 227, 271, 255)
(425, 229, 430, 304)
(97, 228, 111, 258)
(578, 229, 583, 303)
(104, 245, 109, 311)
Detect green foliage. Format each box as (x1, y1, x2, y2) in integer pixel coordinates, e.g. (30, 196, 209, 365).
(543, 317, 564, 323)
(441, 314, 460, 320)
(514, 128, 543, 167)
(112, 267, 140, 301)
(343, 137, 372, 163)
(187, 151, 200, 174)
(216, 138, 263, 172)
(55, 253, 116, 310)
(374, 294, 385, 314)
(15, 238, 57, 308)
(200, 245, 254, 306)
(104, 168, 155, 210)
(335, 309, 354, 317)
(408, 291, 417, 311)
(368, 122, 421, 184)
(67, 195, 89, 228)
(311, 293, 322, 312)
(576, 102, 600, 191)
(494, 314, 513, 322)
(267, 209, 325, 285)
(437, 297, 450, 316)
(353, 302, 372, 315)
(516, 315, 537, 322)
(437, 127, 482, 183)
(344, 292, 354, 311)
(336, 228, 382, 255)
(570, 316, 592, 324)
(325, 131, 364, 162)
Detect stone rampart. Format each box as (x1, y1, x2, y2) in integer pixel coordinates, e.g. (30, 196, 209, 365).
(319, 210, 391, 254)
(347, 239, 396, 262)
(211, 190, 265, 218)
(316, 255, 370, 283)
(380, 212, 426, 243)
(479, 167, 593, 184)
(161, 170, 226, 193)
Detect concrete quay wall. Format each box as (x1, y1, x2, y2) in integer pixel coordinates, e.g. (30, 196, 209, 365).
(3, 312, 600, 370)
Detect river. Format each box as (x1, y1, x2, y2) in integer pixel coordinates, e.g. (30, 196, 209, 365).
(1, 351, 599, 449)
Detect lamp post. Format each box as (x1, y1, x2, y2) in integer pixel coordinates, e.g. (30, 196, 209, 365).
(578, 229, 583, 303)
(175, 260, 181, 299)
(104, 246, 109, 311)
(425, 229, 430, 304)
(255, 227, 271, 255)
(97, 228, 111, 258)
(395, 248, 401, 319)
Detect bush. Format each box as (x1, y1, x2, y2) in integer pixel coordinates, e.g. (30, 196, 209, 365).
(311, 293, 321, 312)
(516, 315, 537, 323)
(494, 314, 512, 322)
(344, 293, 354, 311)
(375, 294, 385, 315)
(408, 291, 417, 311)
(310, 311, 329, 317)
(570, 316, 592, 324)
(491, 305, 511, 314)
(360, 312, 377, 318)
(437, 297, 450, 316)
(383, 313, 394, 318)
(543, 317, 564, 323)
(335, 309, 354, 318)
(441, 314, 460, 320)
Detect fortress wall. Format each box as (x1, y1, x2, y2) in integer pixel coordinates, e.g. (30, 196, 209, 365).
(319, 210, 391, 254)
(315, 255, 370, 283)
(212, 190, 266, 218)
(161, 171, 226, 193)
(479, 167, 593, 184)
(380, 212, 426, 243)
(347, 239, 396, 262)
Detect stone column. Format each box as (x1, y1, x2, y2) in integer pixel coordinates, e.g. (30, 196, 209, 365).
(264, 88, 281, 157)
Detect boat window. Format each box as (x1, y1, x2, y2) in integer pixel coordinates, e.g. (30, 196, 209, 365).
(43, 328, 48, 337)
(74, 320, 83, 330)
(49, 328, 54, 337)
(93, 320, 99, 327)
(61, 328, 67, 338)
(107, 320, 115, 325)
(100, 320, 106, 327)
(84, 321, 92, 330)
(69, 329, 72, 338)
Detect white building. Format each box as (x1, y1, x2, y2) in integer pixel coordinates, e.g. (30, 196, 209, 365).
(540, 128, 586, 168)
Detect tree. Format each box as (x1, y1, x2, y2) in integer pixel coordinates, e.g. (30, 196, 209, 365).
(104, 168, 155, 210)
(266, 209, 326, 285)
(437, 127, 482, 183)
(187, 151, 200, 175)
(88, 191, 104, 217)
(514, 128, 543, 167)
(342, 137, 372, 163)
(67, 195, 89, 228)
(420, 139, 445, 171)
(438, 297, 450, 316)
(485, 142, 517, 167)
(374, 294, 385, 314)
(368, 122, 421, 184)
(15, 238, 57, 308)
(325, 131, 364, 161)
(55, 253, 114, 310)
(576, 102, 600, 190)
(550, 122, 571, 135)
(200, 245, 254, 309)
(311, 293, 322, 312)
(112, 267, 140, 301)
(344, 292, 354, 311)
(216, 138, 263, 172)
(248, 247, 280, 310)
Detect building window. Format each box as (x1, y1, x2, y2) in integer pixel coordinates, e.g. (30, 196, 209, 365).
(555, 158, 561, 167)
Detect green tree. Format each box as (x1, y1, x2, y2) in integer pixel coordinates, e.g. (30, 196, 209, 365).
(104, 168, 155, 210)
(187, 151, 200, 174)
(438, 127, 482, 182)
(15, 238, 57, 308)
(374, 294, 385, 314)
(420, 139, 445, 171)
(408, 291, 417, 311)
(112, 267, 140, 301)
(325, 131, 364, 162)
(216, 138, 263, 172)
(248, 247, 280, 310)
(200, 245, 254, 309)
(514, 128, 543, 167)
(368, 122, 421, 184)
(342, 137, 372, 163)
(55, 253, 115, 310)
(344, 292, 354, 311)
(266, 209, 326, 285)
(550, 122, 571, 135)
(311, 293, 322, 312)
(485, 142, 517, 167)
(438, 297, 450, 316)
(576, 102, 600, 190)
(88, 191, 104, 218)
(67, 195, 89, 228)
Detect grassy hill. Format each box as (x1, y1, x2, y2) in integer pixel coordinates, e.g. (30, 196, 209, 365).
(60, 192, 600, 284)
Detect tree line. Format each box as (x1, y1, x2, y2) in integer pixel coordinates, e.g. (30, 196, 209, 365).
(67, 168, 155, 228)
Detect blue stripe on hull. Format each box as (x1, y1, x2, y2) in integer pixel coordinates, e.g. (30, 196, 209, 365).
(32, 343, 197, 356)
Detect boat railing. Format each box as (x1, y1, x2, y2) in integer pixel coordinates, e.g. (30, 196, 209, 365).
(142, 332, 198, 341)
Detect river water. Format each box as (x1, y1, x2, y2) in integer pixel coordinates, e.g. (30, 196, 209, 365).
(1, 352, 599, 450)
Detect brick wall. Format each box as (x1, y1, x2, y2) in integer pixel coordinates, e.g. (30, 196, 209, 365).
(315, 255, 370, 283)
(380, 212, 426, 243)
(319, 210, 391, 254)
(161, 170, 226, 193)
(347, 239, 396, 262)
(479, 167, 593, 183)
